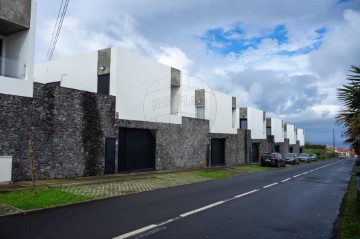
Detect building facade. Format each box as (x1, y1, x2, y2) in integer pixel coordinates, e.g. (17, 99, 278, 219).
(0, 0, 36, 97)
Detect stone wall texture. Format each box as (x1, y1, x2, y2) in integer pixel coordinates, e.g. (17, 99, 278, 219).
(0, 83, 116, 181)
(117, 117, 210, 170)
(251, 139, 268, 163)
(1, 83, 302, 181)
(210, 129, 251, 166)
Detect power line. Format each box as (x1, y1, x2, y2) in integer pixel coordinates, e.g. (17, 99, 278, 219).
(45, 0, 64, 61)
(46, 0, 70, 61)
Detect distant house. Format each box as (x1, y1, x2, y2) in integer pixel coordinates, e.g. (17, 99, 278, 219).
(266, 118, 285, 153)
(239, 107, 268, 162)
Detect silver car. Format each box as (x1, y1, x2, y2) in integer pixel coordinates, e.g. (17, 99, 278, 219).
(298, 153, 311, 163)
(284, 153, 299, 164)
(309, 154, 317, 161)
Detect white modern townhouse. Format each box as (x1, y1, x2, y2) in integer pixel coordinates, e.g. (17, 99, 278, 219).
(0, 0, 36, 97)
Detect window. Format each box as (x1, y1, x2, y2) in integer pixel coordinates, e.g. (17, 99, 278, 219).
(240, 119, 248, 129)
(196, 106, 205, 119)
(97, 74, 110, 95)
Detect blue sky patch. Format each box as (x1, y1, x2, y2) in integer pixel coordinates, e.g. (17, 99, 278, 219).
(201, 24, 326, 57)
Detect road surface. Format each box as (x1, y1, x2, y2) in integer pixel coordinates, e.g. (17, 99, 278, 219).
(0, 158, 354, 239)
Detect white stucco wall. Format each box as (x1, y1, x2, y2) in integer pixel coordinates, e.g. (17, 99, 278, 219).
(297, 128, 305, 146)
(270, 118, 284, 143)
(286, 124, 296, 145)
(247, 107, 266, 140)
(0, 0, 36, 97)
(35, 51, 99, 93)
(179, 74, 212, 119)
(209, 91, 237, 134)
(0, 156, 12, 182)
(116, 47, 181, 124)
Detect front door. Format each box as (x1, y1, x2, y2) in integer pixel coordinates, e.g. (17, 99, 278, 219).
(105, 138, 116, 174)
(211, 138, 225, 166)
(251, 143, 259, 163)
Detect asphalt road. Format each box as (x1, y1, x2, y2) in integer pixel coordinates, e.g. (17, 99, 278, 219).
(0, 158, 354, 239)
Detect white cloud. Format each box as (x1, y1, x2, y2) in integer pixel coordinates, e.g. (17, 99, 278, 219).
(156, 47, 192, 71)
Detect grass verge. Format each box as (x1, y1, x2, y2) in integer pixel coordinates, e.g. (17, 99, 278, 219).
(338, 165, 360, 239)
(195, 165, 275, 179)
(0, 188, 92, 211)
(195, 171, 230, 179)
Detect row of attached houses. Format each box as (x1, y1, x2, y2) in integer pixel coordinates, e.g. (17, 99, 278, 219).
(0, 0, 305, 182)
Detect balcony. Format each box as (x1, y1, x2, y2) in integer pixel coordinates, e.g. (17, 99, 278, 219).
(0, 56, 26, 79)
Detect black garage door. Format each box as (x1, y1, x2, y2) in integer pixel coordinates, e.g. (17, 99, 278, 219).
(118, 128, 156, 172)
(211, 138, 225, 166)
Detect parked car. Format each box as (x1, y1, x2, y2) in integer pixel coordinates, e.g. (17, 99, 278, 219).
(350, 171, 360, 201)
(284, 153, 299, 165)
(298, 153, 311, 163)
(339, 152, 346, 159)
(309, 154, 317, 161)
(261, 152, 286, 168)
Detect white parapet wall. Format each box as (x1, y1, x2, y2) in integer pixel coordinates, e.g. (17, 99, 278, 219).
(247, 107, 266, 140)
(208, 90, 237, 134)
(297, 128, 305, 146)
(34, 51, 99, 93)
(270, 118, 284, 143)
(286, 124, 296, 145)
(115, 47, 181, 124)
(0, 156, 12, 182)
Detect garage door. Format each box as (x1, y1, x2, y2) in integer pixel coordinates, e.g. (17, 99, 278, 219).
(211, 138, 225, 166)
(118, 128, 156, 172)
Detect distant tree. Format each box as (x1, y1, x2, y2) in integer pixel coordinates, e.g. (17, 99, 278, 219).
(336, 65, 360, 154)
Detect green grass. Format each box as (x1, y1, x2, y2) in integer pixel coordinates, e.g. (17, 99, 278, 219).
(195, 165, 275, 179)
(340, 165, 360, 239)
(194, 171, 231, 179)
(228, 165, 275, 174)
(0, 188, 92, 211)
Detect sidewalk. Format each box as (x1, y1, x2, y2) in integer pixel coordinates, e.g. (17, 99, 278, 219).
(0, 164, 264, 217)
(0, 164, 241, 193)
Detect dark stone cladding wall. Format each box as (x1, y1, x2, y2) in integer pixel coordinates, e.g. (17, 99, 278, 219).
(116, 117, 210, 170)
(267, 135, 275, 152)
(0, 83, 116, 181)
(281, 138, 290, 155)
(293, 141, 301, 154)
(251, 139, 268, 163)
(210, 129, 251, 166)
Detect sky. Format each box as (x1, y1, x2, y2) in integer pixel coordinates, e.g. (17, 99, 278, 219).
(34, 0, 360, 148)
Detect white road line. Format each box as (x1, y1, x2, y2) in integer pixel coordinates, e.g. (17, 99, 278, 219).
(113, 224, 158, 239)
(302, 172, 308, 175)
(281, 178, 291, 183)
(180, 201, 225, 218)
(234, 189, 259, 198)
(114, 188, 261, 238)
(263, 183, 278, 188)
(293, 174, 302, 178)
